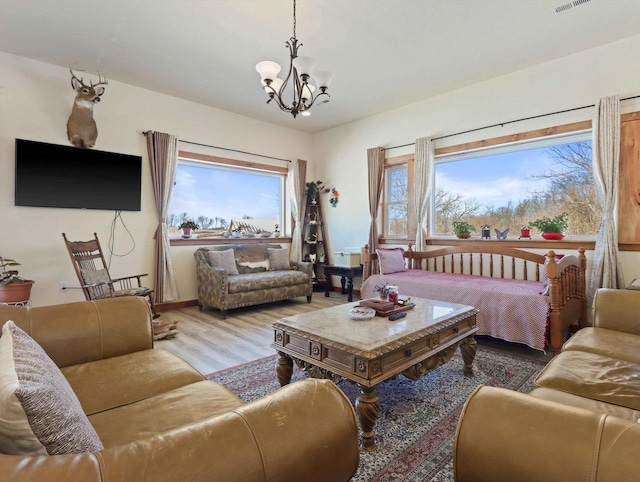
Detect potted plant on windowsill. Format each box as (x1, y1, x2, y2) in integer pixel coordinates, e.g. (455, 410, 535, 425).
(453, 221, 476, 239)
(530, 212, 568, 240)
(179, 220, 199, 238)
(0, 257, 34, 304)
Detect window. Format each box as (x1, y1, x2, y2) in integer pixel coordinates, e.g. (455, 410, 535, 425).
(434, 133, 600, 236)
(379, 124, 602, 242)
(168, 153, 286, 235)
(383, 154, 414, 238)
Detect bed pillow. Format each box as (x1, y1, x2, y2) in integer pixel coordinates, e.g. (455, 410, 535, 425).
(376, 248, 407, 275)
(206, 249, 240, 275)
(267, 248, 291, 271)
(0, 320, 104, 455)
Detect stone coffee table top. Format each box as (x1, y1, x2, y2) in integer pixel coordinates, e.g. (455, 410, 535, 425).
(273, 297, 477, 355)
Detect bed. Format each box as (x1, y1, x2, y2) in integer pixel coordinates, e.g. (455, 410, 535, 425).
(361, 244, 587, 355)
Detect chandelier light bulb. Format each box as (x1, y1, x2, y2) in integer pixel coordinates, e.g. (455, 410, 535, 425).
(301, 83, 315, 102)
(313, 71, 335, 91)
(256, 61, 282, 83)
(292, 56, 316, 78)
(267, 77, 284, 93)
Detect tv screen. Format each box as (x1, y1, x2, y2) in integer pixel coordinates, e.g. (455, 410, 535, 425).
(15, 139, 142, 211)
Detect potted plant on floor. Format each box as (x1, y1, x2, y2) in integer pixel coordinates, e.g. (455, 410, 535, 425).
(453, 221, 476, 239)
(0, 257, 34, 304)
(179, 220, 199, 238)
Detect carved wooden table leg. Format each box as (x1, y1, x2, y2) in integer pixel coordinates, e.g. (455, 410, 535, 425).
(460, 335, 477, 376)
(356, 384, 380, 451)
(276, 351, 293, 386)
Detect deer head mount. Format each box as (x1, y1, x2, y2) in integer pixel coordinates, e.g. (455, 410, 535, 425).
(66, 68, 107, 148)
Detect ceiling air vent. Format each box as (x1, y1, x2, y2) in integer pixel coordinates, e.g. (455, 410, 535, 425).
(554, 0, 592, 14)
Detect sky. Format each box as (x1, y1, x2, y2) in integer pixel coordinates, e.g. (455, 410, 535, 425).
(435, 142, 584, 209)
(169, 162, 282, 223)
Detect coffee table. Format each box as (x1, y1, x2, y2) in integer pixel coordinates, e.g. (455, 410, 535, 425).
(272, 297, 478, 450)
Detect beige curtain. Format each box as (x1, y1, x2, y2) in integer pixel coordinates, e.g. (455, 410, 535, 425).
(288, 159, 307, 262)
(367, 147, 385, 250)
(589, 95, 625, 307)
(414, 137, 434, 251)
(146, 131, 180, 302)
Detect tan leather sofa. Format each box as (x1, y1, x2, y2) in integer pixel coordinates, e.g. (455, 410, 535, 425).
(453, 288, 640, 481)
(0, 297, 359, 481)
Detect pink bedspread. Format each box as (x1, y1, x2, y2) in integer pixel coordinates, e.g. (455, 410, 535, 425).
(361, 270, 549, 352)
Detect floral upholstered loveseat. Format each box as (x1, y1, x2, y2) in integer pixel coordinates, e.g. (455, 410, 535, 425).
(194, 244, 312, 318)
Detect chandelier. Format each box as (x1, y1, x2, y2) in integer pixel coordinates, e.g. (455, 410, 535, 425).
(256, 0, 334, 118)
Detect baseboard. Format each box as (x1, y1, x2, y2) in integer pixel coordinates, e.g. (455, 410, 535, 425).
(156, 299, 199, 312)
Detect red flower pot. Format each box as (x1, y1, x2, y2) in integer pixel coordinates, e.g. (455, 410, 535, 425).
(541, 232, 564, 240)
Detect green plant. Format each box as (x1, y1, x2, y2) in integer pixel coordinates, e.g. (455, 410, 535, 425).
(179, 220, 199, 230)
(0, 257, 25, 285)
(452, 221, 476, 235)
(530, 212, 569, 233)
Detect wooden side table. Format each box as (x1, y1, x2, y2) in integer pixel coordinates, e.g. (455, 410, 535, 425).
(322, 265, 363, 302)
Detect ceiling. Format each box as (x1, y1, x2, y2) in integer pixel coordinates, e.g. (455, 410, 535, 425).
(2, 0, 640, 134)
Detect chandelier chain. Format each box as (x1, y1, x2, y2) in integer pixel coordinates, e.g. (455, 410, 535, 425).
(293, 0, 296, 39)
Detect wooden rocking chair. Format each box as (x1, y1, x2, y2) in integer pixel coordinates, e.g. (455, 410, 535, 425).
(62, 232, 160, 319)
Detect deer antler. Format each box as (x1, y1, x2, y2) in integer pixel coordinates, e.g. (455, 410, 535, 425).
(90, 71, 108, 88)
(69, 67, 88, 88)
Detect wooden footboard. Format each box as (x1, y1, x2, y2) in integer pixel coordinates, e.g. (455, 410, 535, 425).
(363, 244, 587, 355)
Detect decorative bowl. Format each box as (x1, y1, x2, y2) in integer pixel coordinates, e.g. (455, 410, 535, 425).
(347, 307, 376, 321)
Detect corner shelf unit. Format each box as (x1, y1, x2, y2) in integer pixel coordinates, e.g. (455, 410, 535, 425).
(302, 197, 328, 291)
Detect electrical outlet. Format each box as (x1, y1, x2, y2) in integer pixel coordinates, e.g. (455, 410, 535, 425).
(59, 281, 69, 292)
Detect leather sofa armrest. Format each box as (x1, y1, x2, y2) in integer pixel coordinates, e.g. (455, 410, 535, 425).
(99, 379, 358, 482)
(454, 385, 640, 482)
(0, 297, 153, 368)
(0, 453, 101, 481)
(593, 288, 640, 335)
(291, 260, 312, 277)
(0, 380, 358, 482)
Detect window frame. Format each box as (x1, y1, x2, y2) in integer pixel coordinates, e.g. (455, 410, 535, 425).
(432, 129, 594, 238)
(382, 153, 415, 240)
(378, 119, 600, 248)
(170, 150, 289, 242)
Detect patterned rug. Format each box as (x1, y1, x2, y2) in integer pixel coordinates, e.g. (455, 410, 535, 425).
(207, 347, 546, 481)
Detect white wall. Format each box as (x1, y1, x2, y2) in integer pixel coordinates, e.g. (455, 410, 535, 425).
(0, 52, 311, 306)
(312, 34, 640, 286)
(5, 33, 640, 308)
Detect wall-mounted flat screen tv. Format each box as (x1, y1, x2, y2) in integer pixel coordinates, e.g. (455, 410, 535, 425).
(15, 139, 142, 211)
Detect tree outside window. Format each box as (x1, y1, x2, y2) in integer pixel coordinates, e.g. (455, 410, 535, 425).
(386, 166, 408, 236)
(434, 138, 601, 236)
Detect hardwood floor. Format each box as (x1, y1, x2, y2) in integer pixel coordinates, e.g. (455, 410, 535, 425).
(156, 292, 552, 376)
(155, 293, 351, 375)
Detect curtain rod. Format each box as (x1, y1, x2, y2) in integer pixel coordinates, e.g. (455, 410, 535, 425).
(142, 131, 291, 163)
(383, 94, 640, 152)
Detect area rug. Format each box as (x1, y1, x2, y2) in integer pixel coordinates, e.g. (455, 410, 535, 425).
(207, 347, 546, 482)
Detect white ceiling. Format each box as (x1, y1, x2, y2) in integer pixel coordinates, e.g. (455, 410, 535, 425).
(2, 0, 640, 133)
